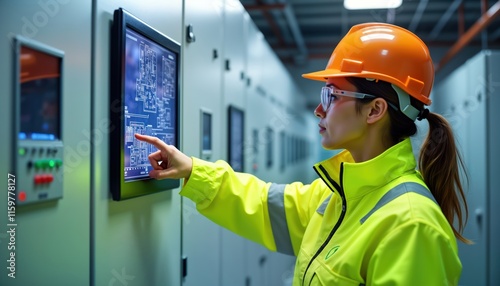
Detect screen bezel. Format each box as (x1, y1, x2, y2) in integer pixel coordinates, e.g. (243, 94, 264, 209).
(110, 8, 181, 201)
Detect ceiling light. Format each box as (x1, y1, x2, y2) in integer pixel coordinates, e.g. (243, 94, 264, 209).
(344, 0, 402, 10)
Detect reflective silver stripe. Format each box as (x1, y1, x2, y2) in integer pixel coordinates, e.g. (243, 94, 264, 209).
(360, 182, 437, 224)
(316, 194, 332, 215)
(268, 183, 294, 255)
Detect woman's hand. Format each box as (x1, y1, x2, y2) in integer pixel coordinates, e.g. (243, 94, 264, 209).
(134, 133, 193, 180)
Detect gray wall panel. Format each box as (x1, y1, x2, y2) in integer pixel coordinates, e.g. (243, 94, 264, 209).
(461, 51, 488, 286)
(434, 50, 500, 286)
(0, 1, 91, 285)
(0, 2, 320, 286)
(221, 3, 248, 285)
(182, 0, 225, 285)
(487, 51, 500, 286)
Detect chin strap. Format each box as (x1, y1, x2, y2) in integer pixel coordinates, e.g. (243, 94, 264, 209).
(390, 84, 421, 121)
(365, 78, 428, 121)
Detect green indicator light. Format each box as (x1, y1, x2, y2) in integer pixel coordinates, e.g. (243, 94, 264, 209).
(35, 161, 44, 168)
(19, 148, 26, 156)
(48, 160, 55, 168)
(55, 160, 63, 167)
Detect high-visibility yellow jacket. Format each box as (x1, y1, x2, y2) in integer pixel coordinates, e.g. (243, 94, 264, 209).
(180, 138, 462, 285)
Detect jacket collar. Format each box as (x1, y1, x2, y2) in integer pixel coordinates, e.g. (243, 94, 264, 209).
(314, 138, 417, 200)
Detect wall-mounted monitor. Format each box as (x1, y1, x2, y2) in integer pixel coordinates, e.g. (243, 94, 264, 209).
(200, 108, 212, 160)
(228, 105, 244, 172)
(279, 131, 285, 172)
(110, 8, 181, 201)
(266, 127, 274, 168)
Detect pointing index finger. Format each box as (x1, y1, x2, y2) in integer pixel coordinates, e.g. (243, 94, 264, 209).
(134, 133, 167, 150)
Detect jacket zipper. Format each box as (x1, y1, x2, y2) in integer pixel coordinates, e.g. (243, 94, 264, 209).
(303, 163, 347, 285)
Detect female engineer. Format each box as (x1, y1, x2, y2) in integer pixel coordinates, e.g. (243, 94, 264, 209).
(135, 22, 470, 285)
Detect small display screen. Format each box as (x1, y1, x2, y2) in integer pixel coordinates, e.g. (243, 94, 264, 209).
(19, 45, 61, 141)
(202, 112, 212, 152)
(228, 106, 244, 172)
(123, 27, 178, 182)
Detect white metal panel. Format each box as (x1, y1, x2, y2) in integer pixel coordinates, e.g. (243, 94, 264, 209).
(221, 2, 248, 286)
(182, 0, 225, 285)
(0, 1, 91, 285)
(487, 51, 500, 286)
(434, 51, 496, 286)
(223, 0, 247, 108)
(459, 51, 488, 286)
(244, 11, 302, 286)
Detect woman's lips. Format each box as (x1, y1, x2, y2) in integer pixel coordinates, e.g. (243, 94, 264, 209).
(318, 124, 326, 134)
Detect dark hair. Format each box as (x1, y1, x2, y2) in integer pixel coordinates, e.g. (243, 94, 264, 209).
(346, 77, 471, 244)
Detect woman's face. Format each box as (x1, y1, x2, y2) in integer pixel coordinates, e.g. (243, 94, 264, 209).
(314, 77, 369, 151)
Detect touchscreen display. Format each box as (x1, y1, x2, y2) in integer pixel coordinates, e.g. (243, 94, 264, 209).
(123, 28, 178, 182)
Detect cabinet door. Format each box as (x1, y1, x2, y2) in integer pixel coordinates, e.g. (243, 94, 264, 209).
(487, 51, 500, 286)
(433, 52, 489, 286)
(221, 2, 248, 286)
(182, 1, 225, 286)
(458, 52, 488, 286)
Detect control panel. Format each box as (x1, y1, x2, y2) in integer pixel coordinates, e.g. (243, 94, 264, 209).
(13, 35, 64, 205)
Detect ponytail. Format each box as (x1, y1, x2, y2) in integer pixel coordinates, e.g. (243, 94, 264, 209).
(418, 112, 471, 244)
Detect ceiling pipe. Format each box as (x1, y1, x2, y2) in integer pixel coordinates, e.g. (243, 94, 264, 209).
(246, 1, 287, 47)
(481, 0, 489, 48)
(408, 0, 429, 31)
(429, 0, 463, 40)
(274, 0, 309, 64)
(437, 0, 500, 71)
(458, 2, 465, 36)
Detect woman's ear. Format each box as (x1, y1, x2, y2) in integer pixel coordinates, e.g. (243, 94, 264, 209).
(366, 98, 389, 124)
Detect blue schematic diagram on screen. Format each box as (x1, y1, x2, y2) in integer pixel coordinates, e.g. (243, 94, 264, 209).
(123, 28, 177, 182)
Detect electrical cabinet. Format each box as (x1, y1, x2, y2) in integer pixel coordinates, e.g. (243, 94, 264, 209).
(434, 50, 500, 286)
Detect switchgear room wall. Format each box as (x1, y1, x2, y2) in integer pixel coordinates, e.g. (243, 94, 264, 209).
(434, 56, 486, 286)
(433, 50, 500, 286)
(244, 13, 318, 286)
(0, 1, 91, 285)
(245, 19, 279, 286)
(182, 0, 225, 285)
(220, 2, 249, 285)
(183, 1, 305, 285)
(92, 1, 182, 286)
(0, 2, 320, 286)
(487, 51, 500, 286)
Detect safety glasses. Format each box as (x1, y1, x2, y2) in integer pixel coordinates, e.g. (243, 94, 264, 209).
(320, 86, 376, 112)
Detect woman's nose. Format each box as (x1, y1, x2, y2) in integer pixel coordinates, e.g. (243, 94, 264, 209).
(314, 103, 325, 118)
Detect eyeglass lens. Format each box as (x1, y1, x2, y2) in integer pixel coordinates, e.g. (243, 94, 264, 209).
(320, 87, 332, 111)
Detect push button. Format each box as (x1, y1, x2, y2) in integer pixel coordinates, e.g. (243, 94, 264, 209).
(34, 175, 44, 184)
(54, 159, 63, 167)
(34, 174, 54, 184)
(19, 191, 26, 202)
(44, 174, 54, 183)
(34, 160, 46, 169)
(34, 160, 58, 169)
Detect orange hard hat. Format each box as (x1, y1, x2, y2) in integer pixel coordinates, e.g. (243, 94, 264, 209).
(302, 22, 434, 106)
